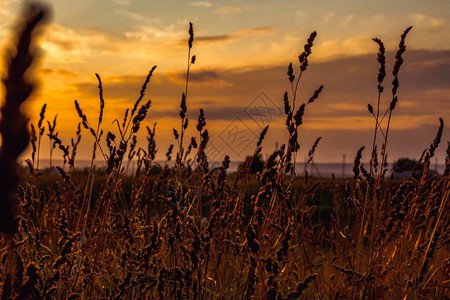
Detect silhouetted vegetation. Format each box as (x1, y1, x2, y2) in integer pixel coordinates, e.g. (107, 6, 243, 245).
(0, 4, 448, 299)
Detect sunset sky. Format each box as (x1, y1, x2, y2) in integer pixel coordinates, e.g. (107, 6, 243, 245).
(1, 0, 449, 164)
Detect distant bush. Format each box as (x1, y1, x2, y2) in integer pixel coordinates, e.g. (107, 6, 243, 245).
(239, 155, 264, 174)
(393, 157, 417, 173)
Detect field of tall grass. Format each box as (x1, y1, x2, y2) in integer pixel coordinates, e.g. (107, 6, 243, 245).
(0, 4, 448, 299)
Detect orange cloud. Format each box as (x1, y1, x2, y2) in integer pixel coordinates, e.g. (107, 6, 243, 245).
(189, 2, 213, 8)
(215, 6, 251, 14)
(410, 14, 445, 29)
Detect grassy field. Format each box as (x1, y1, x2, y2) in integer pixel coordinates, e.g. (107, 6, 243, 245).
(0, 4, 448, 300)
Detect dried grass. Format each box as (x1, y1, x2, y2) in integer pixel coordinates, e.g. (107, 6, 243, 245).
(0, 4, 448, 300)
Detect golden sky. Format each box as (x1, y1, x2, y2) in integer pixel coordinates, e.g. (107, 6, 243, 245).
(1, 0, 450, 163)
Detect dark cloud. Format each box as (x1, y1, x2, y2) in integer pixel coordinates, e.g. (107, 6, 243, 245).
(196, 34, 233, 43)
(168, 69, 228, 85)
(39, 68, 77, 77)
(219, 49, 450, 119)
(178, 34, 233, 46)
(179, 26, 274, 45)
(39, 68, 53, 75)
(69, 49, 450, 161)
(71, 50, 450, 118)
